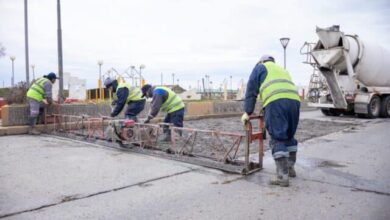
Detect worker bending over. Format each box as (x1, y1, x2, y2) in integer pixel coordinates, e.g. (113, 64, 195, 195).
(141, 84, 185, 141)
(104, 77, 146, 121)
(242, 55, 300, 187)
(26, 72, 59, 135)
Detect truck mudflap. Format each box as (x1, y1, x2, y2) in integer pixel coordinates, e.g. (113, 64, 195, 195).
(43, 113, 265, 175)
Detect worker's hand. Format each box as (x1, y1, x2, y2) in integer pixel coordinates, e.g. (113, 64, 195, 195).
(143, 118, 151, 124)
(111, 100, 117, 106)
(241, 112, 250, 124)
(110, 112, 116, 118)
(42, 99, 48, 105)
(144, 115, 154, 124)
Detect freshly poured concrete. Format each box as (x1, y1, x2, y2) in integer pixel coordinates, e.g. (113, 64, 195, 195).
(1, 110, 389, 220)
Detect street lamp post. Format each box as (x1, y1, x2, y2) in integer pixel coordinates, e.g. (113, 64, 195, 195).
(10, 56, 15, 87)
(98, 60, 103, 101)
(31, 64, 35, 80)
(280, 37, 290, 69)
(172, 73, 175, 85)
(130, 66, 135, 86)
(230, 75, 232, 91)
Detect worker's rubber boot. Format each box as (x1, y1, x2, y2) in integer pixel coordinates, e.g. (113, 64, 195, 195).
(269, 157, 289, 187)
(288, 152, 297, 178)
(161, 128, 171, 142)
(28, 116, 41, 135)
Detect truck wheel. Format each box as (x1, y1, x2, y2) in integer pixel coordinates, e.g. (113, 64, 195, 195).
(380, 96, 390, 118)
(321, 108, 331, 116)
(321, 108, 341, 116)
(367, 95, 380, 118)
(329, 108, 342, 116)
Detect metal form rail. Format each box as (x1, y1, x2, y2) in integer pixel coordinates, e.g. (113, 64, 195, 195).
(44, 111, 265, 175)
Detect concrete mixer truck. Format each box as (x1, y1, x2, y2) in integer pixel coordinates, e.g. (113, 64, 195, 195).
(301, 25, 390, 118)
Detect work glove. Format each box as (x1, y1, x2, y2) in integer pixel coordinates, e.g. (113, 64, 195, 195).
(111, 100, 117, 106)
(241, 112, 250, 124)
(110, 112, 116, 118)
(143, 115, 153, 124)
(42, 99, 48, 105)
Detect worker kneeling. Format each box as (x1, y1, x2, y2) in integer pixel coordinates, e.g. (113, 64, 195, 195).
(26, 72, 59, 135)
(141, 84, 185, 142)
(104, 77, 146, 121)
(242, 55, 300, 187)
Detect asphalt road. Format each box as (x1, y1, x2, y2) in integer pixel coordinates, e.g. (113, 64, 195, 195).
(1, 110, 389, 220)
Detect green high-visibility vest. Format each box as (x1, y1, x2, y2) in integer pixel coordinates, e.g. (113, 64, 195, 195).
(26, 78, 49, 102)
(156, 86, 185, 113)
(259, 62, 300, 108)
(117, 83, 145, 102)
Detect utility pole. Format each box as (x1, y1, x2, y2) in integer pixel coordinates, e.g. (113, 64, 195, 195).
(24, 0, 30, 86)
(57, 0, 64, 102)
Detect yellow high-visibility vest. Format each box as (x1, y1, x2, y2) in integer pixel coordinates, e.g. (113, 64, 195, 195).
(259, 62, 300, 107)
(117, 83, 145, 102)
(156, 86, 185, 113)
(26, 78, 49, 102)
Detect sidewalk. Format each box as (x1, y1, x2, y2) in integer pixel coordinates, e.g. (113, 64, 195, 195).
(0, 112, 389, 220)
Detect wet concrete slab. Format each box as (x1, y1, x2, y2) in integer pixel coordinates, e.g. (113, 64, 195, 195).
(3, 168, 389, 220)
(0, 136, 195, 218)
(1, 110, 390, 220)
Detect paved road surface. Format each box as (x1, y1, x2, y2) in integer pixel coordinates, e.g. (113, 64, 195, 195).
(1, 110, 389, 220)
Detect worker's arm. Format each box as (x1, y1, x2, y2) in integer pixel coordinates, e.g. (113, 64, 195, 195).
(145, 89, 168, 122)
(44, 81, 53, 104)
(244, 63, 267, 115)
(111, 87, 129, 117)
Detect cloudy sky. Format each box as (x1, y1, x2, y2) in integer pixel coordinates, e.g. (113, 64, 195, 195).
(0, 0, 389, 89)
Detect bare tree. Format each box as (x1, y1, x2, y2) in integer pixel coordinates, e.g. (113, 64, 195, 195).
(0, 43, 5, 58)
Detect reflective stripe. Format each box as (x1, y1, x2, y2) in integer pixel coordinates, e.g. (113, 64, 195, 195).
(30, 87, 45, 96)
(167, 99, 184, 110)
(259, 79, 295, 94)
(163, 94, 177, 109)
(273, 151, 289, 159)
(262, 88, 299, 105)
(287, 145, 298, 152)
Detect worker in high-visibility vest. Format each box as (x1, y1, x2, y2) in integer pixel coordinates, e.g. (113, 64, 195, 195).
(242, 55, 300, 187)
(141, 84, 185, 142)
(104, 77, 146, 121)
(26, 72, 59, 135)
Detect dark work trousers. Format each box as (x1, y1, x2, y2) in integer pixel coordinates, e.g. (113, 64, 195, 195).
(264, 98, 300, 159)
(125, 99, 146, 122)
(163, 107, 185, 135)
